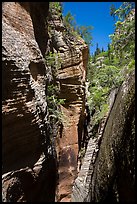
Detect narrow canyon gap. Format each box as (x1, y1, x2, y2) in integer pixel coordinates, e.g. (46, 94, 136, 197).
(2, 2, 135, 203)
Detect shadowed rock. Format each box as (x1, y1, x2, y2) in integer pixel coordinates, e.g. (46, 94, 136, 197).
(2, 2, 57, 202)
(71, 70, 135, 202)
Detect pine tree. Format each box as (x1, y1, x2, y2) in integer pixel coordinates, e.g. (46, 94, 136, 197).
(107, 43, 111, 60)
(95, 43, 101, 56)
(101, 47, 104, 52)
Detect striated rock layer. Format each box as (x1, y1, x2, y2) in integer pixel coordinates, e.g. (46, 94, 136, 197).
(71, 70, 135, 202)
(47, 4, 89, 202)
(2, 2, 88, 202)
(2, 2, 58, 202)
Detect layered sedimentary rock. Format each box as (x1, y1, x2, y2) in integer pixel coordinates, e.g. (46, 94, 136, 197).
(71, 70, 135, 202)
(2, 2, 58, 202)
(47, 5, 88, 202)
(2, 2, 88, 202)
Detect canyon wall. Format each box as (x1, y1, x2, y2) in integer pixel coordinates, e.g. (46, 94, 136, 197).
(2, 2, 88, 202)
(2, 2, 57, 202)
(47, 4, 88, 202)
(71, 70, 135, 202)
(2, 2, 135, 202)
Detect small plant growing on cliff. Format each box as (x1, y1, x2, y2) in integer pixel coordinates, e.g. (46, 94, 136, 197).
(47, 83, 66, 123)
(45, 50, 65, 124)
(45, 51, 62, 75)
(49, 2, 62, 17)
(47, 84, 65, 108)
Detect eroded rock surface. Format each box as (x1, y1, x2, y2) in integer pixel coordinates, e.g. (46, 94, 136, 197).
(47, 5, 88, 202)
(2, 2, 88, 202)
(2, 2, 56, 202)
(71, 70, 135, 202)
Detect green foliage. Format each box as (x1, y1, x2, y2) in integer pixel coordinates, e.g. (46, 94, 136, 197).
(45, 51, 65, 123)
(110, 4, 117, 20)
(103, 57, 110, 65)
(45, 51, 62, 76)
(101, 47, 104, 52)
(87, 3, 135, 132)
(49, 2, 62, 16)
(97, 51, 108, 58)
(94, 103, 109, 125)
(47, 84, 66, 123)
(110, 2, 135, 21)
(128, 59, 135, 70)
(76, 25, 93, 46)
(94, 43, 101, 56)
(63, 11, 93, 47)
(63, 11, 76, 31)
(88, 49, 125, 118)
(109, 2, 135, 65)
(107, 43, 111, 60)
(92, 43, 106, 62)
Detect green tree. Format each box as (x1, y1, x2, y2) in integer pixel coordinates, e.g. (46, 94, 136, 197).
(110, 2, 135, 21)
(77, 25, 93, 46)
(110, 4, 116, 20)
(87, 2, 135, 138)
(94, 43, 101, 56)
(107, 43, 111, 60)
(101, 47, 105, 52)
(63, 11, 77, 31)
(109, 2, 135, 69)
(49, 2, 63, 16)
(63, 11, 93, 47)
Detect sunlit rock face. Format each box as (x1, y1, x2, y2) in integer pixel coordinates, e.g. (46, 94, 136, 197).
(71, 70, 135, 202)
(2, 2, 89, 202)
(47, 5, 89, 202)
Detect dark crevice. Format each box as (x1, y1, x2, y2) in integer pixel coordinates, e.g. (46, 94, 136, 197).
(19, 2, 49, 57)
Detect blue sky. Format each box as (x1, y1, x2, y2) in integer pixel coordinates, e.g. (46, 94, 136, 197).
(62, 2, 123, 55)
